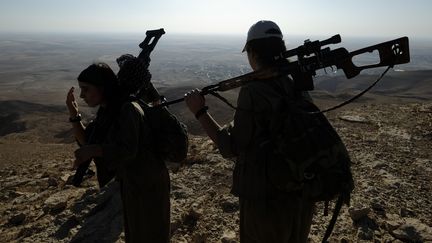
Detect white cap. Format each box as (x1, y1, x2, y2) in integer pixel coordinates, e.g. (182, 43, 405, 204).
(243, 20, 283, 52)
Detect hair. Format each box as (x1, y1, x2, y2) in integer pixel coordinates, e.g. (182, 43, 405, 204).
(77, 62, 127, 107)
(245, 37, 288, 67)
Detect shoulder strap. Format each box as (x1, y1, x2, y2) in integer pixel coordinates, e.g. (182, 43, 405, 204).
(321, 194, 344, 243)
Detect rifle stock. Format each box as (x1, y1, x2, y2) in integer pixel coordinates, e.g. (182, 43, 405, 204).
(338, 37, 410, 78)
(138, 28, 166, 59)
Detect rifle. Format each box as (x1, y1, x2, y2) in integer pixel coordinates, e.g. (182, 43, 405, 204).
(72, 29, 166, 187)
(116, 28, 166, 68)
(116, 28, 166, 103)
(138, 29, 166, 60)
(158, 34, 410, 108)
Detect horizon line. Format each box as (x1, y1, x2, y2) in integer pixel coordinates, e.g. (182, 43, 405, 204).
(1, 30, 430, 41)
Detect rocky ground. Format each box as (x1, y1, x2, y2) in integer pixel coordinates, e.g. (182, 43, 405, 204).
(0, 102, 431, 242)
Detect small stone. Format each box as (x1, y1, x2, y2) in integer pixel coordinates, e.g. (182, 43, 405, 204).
(349, 207, 371, 221)
(220, 198, 239, 213)
(357, 227, 374, 240)
(18, 226, 35, 238)
(8, 213, 26, 226)
(371, 202, 386, 215)
(339, 115, 369, 123)
(44, 201, 67, 214)
(170, 219, 182, 235)
(192, 233, 206, 243)
(370, 160, 386, 169)
(221, 230, 236, 243)
(182, 208, 202, 229)
(47, 177, 58, 187)
(339, 238, 351, 243)
(41, 171, 50, 178)
(172, 190, 189, 199)
(385, 220, 402, 231)
(400, 208, 416, 217)
(60, 173, 72, 182)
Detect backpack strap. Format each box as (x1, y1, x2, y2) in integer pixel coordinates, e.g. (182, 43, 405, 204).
(321, 194, 344, 243)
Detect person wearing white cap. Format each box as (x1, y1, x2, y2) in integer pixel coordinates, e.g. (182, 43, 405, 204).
(185, 20, 315, 242)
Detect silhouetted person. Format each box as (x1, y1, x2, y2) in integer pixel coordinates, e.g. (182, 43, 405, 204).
(66, 63, 170, 243)
(185, 21, 315, 242)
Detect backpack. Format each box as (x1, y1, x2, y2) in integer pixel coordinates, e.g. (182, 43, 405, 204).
(263, 82, 354, 242)
(135, 99, 189, 163)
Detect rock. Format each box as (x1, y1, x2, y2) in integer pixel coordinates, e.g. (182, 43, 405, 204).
(172, 189, 190, 199)
(192, 233, 207, 243)
(391, 218, 432, 242)
(8, 213, 26, 226)
(170, 219, 182, 235)
(371, 201, 386, 215)
(26, 178, 52, 191)
(175, 236, 189, 243)
(18, 226, 34, 238)
(3, 190, 23, 200)
(47, 177, 58, 187)
(3, 177, 31, 188)
(381, 126, 411, 140)
(220, 198, 239, 213)
(349, 207, 371, 221)
(339, 115, 369, 123)
(400, 207, 416, 217)
(392, 225, 422, 242)
(364, 186, 378, 194)
(41, 171, 50, 178)
(43, 188, 85, 214)
(60, 173, 73, 182)
(182, 208, 202, 229)
(357, 227, 374, 241)
(385, 220, 402, 231)
(173, 180, 199, 197)
(221, 230, 236, 243)
(370, 160, 386, 170)
(418, 104, 432, 113)
(339, 238, 351, 243)
(44, 199, 67, 214)
(374, 229, 382, 238)
(12, 194, 28, 205)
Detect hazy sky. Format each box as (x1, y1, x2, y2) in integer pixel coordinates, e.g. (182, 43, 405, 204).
(1, 0, 431, 39)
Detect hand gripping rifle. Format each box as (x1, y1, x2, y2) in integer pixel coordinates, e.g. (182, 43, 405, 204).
(72, 29, 166, 187)
(158, 34, 410, 110)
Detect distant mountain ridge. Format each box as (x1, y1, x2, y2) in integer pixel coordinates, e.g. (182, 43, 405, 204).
(314, 69, 432, 99)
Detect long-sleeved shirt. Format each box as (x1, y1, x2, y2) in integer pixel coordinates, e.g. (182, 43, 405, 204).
(216, 76, 305, 199)
(101, 101, 168, 190)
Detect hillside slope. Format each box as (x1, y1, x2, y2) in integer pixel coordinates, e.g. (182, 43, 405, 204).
(0, 101, 431, 242)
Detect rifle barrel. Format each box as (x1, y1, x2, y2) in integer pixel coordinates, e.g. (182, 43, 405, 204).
(159, 97, 185, 107)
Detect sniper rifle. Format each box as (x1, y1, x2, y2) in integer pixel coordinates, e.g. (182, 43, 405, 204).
(158, 34, 410, 110)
